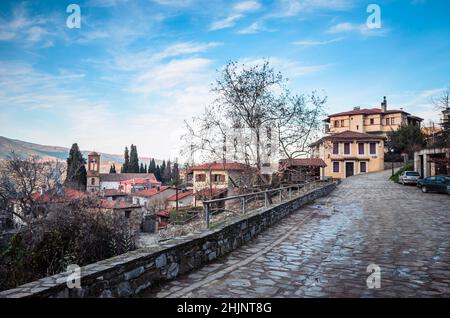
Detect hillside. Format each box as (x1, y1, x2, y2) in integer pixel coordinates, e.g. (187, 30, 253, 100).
(0, 136, 160, 173)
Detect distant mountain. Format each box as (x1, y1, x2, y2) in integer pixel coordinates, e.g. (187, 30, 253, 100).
(0, 136, 160, 173)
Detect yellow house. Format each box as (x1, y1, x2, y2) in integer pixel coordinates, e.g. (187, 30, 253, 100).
(310, 131, 385, 179)
(325, 97, 422, 137)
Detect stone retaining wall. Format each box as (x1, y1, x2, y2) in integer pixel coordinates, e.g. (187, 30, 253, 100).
(0, 183, 336, 298)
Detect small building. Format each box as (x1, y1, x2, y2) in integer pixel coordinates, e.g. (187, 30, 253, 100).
(130, 186, 176, 211)
(166, 190, 194, 209)
(414, 147, 450, 178)
(310, 131, 385, 179)
(278, 158, 327, 183)
(119, 177, 161, 194)
(189, 161, 251, 207)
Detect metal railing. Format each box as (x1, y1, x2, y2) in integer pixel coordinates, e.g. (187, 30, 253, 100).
(202, 178, 333, 228)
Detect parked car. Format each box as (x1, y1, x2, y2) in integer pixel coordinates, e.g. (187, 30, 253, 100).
(399, 171, 421, 185)
(417, 175, 450, 194)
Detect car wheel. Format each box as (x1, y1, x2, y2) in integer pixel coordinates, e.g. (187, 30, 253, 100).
(421, 186, 428, 193)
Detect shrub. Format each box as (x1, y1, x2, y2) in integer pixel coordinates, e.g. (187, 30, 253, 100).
(0, 198, 136, 292)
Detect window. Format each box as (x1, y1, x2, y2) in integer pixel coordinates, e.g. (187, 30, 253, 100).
(386, 118, 390, 125)
(360, 162, 367, 173)
(391, 117, 395, 125)
(341, 120, 345, 127)
(195, 174, 206, 182)
(334, 120, 340, 127)
(344, 143, 350, 155)
(213, 174, 225, 183)
(91, 178, 95, 185)
(356, 125, 359, 130)
(124, 210, 131, 219)
(333, 162, 340, 173)
(370, 118, 374, 125)
(358, 143, 365, 155)
(369, 143, 377, 155)
(332, 142, 339, 155)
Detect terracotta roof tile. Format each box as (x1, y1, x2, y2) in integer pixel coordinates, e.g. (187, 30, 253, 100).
(190, 162, 249, 172)
(279, 158, 327, 168)
(166, 190, 194, 201)
(130, 186, 173, 197)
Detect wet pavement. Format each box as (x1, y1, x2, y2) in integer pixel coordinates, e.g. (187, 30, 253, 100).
(147, 170, 450, 297)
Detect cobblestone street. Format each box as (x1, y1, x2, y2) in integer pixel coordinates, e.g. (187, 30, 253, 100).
(147, 170, 450, 298)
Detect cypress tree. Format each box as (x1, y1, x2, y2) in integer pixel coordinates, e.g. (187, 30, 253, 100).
(123, 147, 130, 173)
(155, 164, 162, 181)
(144, 163, 148, 173)
(172, 162, 180, 185)
(140, 163, 145, 173)
(149, 158, 156, 173)
(129, 144, 140, 173)
(65, 143, 87, 190)
(109, 164, 116, 173)
(161, 160, 166, 182)
(163, 160, 172, 184)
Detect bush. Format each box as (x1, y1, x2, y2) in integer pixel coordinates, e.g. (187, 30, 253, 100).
(389, 163, 414, 183)
(0, 198, 136, 292)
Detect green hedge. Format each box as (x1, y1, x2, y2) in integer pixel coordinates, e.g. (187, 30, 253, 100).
(390, 163, 414, 183)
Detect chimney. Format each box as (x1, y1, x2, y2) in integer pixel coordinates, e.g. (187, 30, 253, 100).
(157, 185, 160, 191)
(381, 96, 387, 112)
(353, 106, 360, 111)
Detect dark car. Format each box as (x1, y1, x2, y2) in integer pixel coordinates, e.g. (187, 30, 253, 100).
(417, 175, 450, 194)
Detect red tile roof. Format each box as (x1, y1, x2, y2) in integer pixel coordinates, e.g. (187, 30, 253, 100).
(166, 190, 194, 201)
(279, 158, 327, 168)
(32, 188, 87, 203)
(130, 186, 173, 197)
(326, 108, 423, 121)
(310, 131, 385, 147)
(97, 200, 140, 210)
(99, 189, 128, 197)
(190, 162, 249, 172)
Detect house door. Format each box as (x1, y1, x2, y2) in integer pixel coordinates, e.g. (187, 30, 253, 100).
(345, 162, 354, 178)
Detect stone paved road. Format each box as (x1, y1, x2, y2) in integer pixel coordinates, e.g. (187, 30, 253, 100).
(147, 170, 450, 298)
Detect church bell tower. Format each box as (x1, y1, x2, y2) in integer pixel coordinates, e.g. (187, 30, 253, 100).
(87, 151, 101, 192)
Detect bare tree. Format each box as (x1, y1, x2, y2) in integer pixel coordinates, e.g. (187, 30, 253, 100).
(0, 152, 65, 225)
(182, 60, 326, 183)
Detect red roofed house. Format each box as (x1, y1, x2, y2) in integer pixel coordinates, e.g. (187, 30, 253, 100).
(130, 186, 176, 211)
(309, 131, 386, 179)
(119, 177, 161, 194)
(189, 161, 251, 207)
(166, 190, 194, 209)
(278, 158, 327, 183)
(324, 97, 422, 137)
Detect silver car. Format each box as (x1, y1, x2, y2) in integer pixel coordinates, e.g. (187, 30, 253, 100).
(399, 171, 421, 185)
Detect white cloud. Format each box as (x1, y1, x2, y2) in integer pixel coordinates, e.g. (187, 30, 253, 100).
(238, 57, 329, 79)
(268, 0, 354, 18)
(292, 38, 343, 47)
(210, 0, 261, 31)
(327, 22, 389, 37)
(131, 57, 213, 94)
(238, 21, 276, 34)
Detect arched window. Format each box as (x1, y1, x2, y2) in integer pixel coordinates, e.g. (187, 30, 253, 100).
(91, 178, 95, 185)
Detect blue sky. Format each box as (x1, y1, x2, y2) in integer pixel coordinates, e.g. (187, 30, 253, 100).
(0, 0, 449, 159)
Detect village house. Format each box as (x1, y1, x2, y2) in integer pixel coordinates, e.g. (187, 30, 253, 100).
(165, 190, 194, 209)
(310, 131, 385, 179)
(130, 186, 176, 211)
(189, 162, 251, 207)
(324, 97, 423, 137)
(278, 158, 327, 183)
(86, 152, 160, 192)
